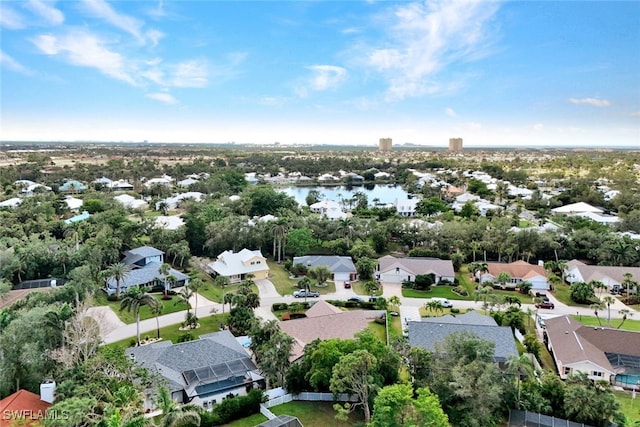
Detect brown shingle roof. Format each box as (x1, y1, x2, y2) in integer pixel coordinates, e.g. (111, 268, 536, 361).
(486, 260, 547, 280)
(576, 325, 640, 357)
(305, 300, 343, 318)
(279, 309, 384, 362)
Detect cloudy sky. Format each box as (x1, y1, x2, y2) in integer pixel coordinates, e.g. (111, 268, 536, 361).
(1, 0, 639, 147)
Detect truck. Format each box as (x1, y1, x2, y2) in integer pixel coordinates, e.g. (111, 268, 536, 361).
(293, 289, 320, 298)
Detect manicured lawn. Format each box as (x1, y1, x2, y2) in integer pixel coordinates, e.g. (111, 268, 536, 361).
(223, 412, 268, 426)
(268, 262, 298, 296)
(95, 291, 190, 324)
(614, 390, 640, 425)
(107, 313, 230, 350)
(352, 280, 383, 297)
(368, 320, 388, 343)
(571, 315, 640, 332)
(268, 401, 363, 426)
(186, 268, 224, 303)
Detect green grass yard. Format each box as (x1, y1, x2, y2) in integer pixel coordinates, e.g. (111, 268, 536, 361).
(270, 401, 363, 426)
(94, 291, 190, 324)
(107, 313, 230, 350)
(614, 390, 640, 425)
(571, 315, 640, 332)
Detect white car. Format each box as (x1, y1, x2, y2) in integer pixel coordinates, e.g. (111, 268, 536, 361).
(430, 297, 453, 308)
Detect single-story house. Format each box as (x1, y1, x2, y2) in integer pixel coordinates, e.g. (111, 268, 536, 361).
(544, 316, 640, 384)
(144, 176, 173, 188)
(292, 255, 357, 282)
(551, 202, 604, 215)
(126, 331, 263, 409)
(114, 194, 148, 210)
(207, 249, 269, 284)
(309, 200, 347, 220)
(63, 195, 83, 211)
(155, 192, 204, 211)
(279, 300, 385, 361)
(59, 180, 87, 193)
(108, 179, 134, 190)
(565, 260, 640, 291)
(408, 311, 518, 364)
(154, 215, 185, 230)
(478, 260, 549, 290)
(104, 246, 189, 295)
(376, 255, 455, 284)
(64, 211, 91, 225)
(177, 178, 199, 187)
(0, 197, 22, 209)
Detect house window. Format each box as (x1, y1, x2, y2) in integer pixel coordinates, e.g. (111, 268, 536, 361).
(396, 267, 400, 273)
(563, 367, 571, 375)
(592, 371, 603, 377)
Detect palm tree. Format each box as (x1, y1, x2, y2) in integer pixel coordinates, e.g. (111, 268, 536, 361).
(175, 286, 193, 316)
(120, 286, 159, 346)
(270, 221, 288, 263)
(308, 265, 331, 287)
(388, 296, 401, 313)
(155, 386, 201, 427)
(617, 309, 633, 329)
(474, 285, 493, 313)
(151, 301, 163, 340)
(602, 296, 616, 326)
(158, 263, 171, 298)
(506, 354, 535, 410)
(589, 302, 605, 326)
(589, 280, 607, 300)
(188, 277, 203, 318)
(106, 262, 132, 300)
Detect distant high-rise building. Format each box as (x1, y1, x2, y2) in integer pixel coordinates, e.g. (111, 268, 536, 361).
(379, 137, 392, 152)
(449, 138, 463, 152)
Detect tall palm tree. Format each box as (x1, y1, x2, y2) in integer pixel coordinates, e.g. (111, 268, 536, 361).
(589, 302, 605, 326)
(188, 277, 203, 318)
(506, 354, 535, 410)
(151, 301, 163, 340)
(106, 262, 131, 300)
(617, 309, 633, 329)
(155, 386, 201, 427)
(175, 286, 193, 316)
(602, 296, 616, 326)
(120, 286, 159, 346)
(158, 263, 171, 297)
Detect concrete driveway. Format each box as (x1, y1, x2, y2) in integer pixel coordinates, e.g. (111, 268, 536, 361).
(256, 279, 281, 298)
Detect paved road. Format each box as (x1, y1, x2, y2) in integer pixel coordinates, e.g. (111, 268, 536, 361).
(92, 280, 638, 345)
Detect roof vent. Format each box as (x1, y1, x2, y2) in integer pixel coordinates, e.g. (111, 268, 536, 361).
(565, 331, 569, 334)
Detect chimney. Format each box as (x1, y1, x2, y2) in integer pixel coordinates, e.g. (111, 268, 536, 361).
(40, 380, 56, 404)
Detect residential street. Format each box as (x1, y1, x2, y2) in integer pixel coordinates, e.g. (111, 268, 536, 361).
(94, 281, 638, 345)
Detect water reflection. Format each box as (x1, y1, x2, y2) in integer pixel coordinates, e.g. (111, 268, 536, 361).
(277, 184, 410, 207)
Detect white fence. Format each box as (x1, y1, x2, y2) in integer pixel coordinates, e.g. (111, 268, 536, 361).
(263, 389, 358, 409)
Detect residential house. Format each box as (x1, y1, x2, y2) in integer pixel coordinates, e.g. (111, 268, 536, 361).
(292, 255, 357, 282)
(108, 179, 134, 191)
(64, 211, 91, 225)
(154, 215, 185, 230)
(114, 194, 148, 210)
(408, 311, 518, 365)
(376, 255, 455, 284)
(177, 178, 199, 188)
(565, 260, 640, 292)
(279, 300, 385, 361)
(551, 202, 604, 215)
(155, 192, 204, 211)
(63, 195, 83, 211)
(544, 316, 640, 384)
(144, 176, 173, 188)
(309, 200, 347, 220)
(478, 260, 549, 290)
(395, 198, 419, 217)
(0, 197, 22, 209)
(0, 381, 55, 426)
(15, 180, 52, 196)
(207, 249, 269, 283)
(317, 173, 339, 182)
(59, 179, 87, 193)
(104, 246, 188, 296)
(126, 330, 263, 409)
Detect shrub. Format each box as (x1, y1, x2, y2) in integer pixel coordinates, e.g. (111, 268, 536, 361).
(201, 389, 264, 426)
(272, 302, 289, 311)
(289, 313, 307, 320)
(523, 333, 541, 358)
(437, 279, 453, 286)
(177, 333, 194, 343)
(450, 308, 460, 314)
(452, 285, 468, 296)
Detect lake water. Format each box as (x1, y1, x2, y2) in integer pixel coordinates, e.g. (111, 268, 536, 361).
(278, 184, 411, 207)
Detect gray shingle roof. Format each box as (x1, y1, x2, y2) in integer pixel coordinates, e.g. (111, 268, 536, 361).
(106, 262, 188, 291)
(292, 255, 356, 274)
(408, 320, 518, 363)
(123, 246, 164, 263)
(421, 310, 498, 326)
(377, 255, 455, 278)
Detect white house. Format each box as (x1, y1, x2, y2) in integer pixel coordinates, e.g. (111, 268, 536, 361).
(551, 202, 604, 215)
(177, 178, 199, 187)
(155, 192, 204, 211)
(63, 196, 83, 211)
(395, 198, 419, 217)
(376, 255, 455, 284)
(0, 197, 22, 208)
(154, 215, 185, 230)
(207, 249, 269, 283)
(565, 260, 640, 291)
(309, 200, 347, 220)
(144, 177, 172, 188)
(114, 194, 148, 210)
(107, 179, 134, 190)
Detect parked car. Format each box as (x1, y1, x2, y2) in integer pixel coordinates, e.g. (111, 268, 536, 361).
(348, 296, 364, 303)
(535, 301, 555, 309)
(535, 292, 550, 302)
(431, 297, 453, 308)
(293, 289, 320, 298)
(537, 316, 546, 329)
(343, 281, 351, 289)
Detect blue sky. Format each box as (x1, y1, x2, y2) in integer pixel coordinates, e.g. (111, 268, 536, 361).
(1, 0, 639, 147)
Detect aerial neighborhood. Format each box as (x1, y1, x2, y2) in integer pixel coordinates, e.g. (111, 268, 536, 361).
(0, 144, 639, 427)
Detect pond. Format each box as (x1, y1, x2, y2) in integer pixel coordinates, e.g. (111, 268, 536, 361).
(277, 184, 412, 207)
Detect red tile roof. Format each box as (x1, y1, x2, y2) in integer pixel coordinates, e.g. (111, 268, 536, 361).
(0, 390, 51, 426)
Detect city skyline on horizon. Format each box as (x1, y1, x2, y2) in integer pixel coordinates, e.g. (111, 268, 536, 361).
(1, 1, 639, 147)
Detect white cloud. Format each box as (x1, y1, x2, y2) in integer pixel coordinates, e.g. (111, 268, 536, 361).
(568, 97, 611, 107)
(630, 111, 640, 117)
(258, 96, 291, 107)
(145, 29, 164, 47)
(296, 65, 347, 97)
(31, 30, 136, 85)
(80, 0, 148, 43)
(0, 50, 33, 74)
(0, 4, 26, 29)
(146, 92, 178, 105)
(25, 0, 64, 26)
(532, 123, 544, 131)
(445, 107, 457, 118)
(365, 0, 501, 100)
(170, 60, 208, 88)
